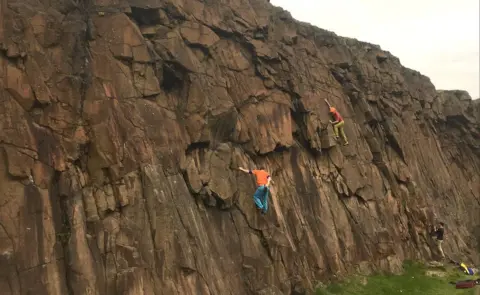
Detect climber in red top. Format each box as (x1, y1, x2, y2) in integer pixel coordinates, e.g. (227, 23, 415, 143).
(238, 166, 271, 214)
(329, 107, 348, 145)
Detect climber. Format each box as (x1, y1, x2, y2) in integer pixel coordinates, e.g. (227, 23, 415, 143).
(237, 166, 271, 214)
(329, 107, 348, 145)
(431, 222, 446, 260)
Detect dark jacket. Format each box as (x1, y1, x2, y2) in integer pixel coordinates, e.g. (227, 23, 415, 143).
(434, 227, 444, 240)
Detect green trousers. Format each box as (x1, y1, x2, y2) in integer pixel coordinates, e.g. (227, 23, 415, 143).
(333, 121, 348, 143)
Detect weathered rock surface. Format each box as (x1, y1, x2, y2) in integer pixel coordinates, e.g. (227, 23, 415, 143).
(0, 0, 479, 294)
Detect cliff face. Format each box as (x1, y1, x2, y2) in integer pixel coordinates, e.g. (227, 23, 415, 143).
(0, 0, 479, 294)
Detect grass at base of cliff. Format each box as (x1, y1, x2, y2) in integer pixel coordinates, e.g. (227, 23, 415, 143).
(316, 261, 477, 295)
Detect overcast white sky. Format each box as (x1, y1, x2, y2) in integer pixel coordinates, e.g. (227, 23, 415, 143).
(270, 0, 480, 98)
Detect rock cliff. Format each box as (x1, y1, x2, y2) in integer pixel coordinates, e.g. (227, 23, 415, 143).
(0, 0, 479, 294)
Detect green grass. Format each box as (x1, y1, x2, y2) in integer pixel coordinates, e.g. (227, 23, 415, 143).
(316, 261, 477, 295)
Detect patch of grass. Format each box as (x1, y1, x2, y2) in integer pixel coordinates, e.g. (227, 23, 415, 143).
(317, 261, 477, 295)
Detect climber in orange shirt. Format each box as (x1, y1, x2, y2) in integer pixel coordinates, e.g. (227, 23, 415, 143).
(329, 107, 349, 145)
(238, 166, 271, 214)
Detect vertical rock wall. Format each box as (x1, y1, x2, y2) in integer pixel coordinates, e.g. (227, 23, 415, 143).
(0, 0, 478, 294)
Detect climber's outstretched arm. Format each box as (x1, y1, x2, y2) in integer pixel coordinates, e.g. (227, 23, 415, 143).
(238, 167, 251, 173)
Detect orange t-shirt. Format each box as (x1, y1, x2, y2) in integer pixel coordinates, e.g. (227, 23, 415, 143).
(251, 170, 270, 186)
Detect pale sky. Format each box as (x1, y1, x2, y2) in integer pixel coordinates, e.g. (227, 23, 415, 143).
(270, 0, 480, 99)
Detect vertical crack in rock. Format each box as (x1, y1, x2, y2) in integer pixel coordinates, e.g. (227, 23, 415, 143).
(53, 172, 74, 295)
(233, 203, 275, 263)
(139, 165, 157, 260)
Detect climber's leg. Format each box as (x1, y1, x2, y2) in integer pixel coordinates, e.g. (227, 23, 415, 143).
(333, 121, 345, 141)
(262, 187, 269, 213)
(253, 186, 266, 210)
(436, 239, 445, 259)
(338, 122, 348, 145)
(332, 122, 340, 139)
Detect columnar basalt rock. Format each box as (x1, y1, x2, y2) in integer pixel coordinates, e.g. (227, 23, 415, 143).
(0, 0, 479, 294)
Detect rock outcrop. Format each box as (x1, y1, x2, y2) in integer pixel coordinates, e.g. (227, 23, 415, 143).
(0, 0, 479, 294)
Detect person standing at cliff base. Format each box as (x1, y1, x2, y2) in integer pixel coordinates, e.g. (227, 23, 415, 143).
(431, 222, 446, 260)
(329, 107, 349, 145)
(238, 167, 271, 214)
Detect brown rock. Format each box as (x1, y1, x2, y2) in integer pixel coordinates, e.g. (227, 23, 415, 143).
(132, 44, 151, 62)
(5, 64, 35, 110)
(0, 1, 478, 295)
(6, 43, 20, 58)
(24, 57, 52, 104)
(82, 187, 100, 221)
(104, 184, 116, 209)
(110, 43, 133, 60)
(113, 182, 130, 207)
(376, 53, 388, 62)
(32, 160, 54, 188)
(133, 63, 161, 96)
(155, 30, 202, 72)
(30, 12, 63, 47)
(2, 145, 36, 178)
(140, 26, 157, 37)
(251, 39, 278, 59)
(179, 21, 220, 48)
(213, 39, 251, 71)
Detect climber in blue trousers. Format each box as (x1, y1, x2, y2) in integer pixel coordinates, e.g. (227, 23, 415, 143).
(238, 166, 271, 214)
